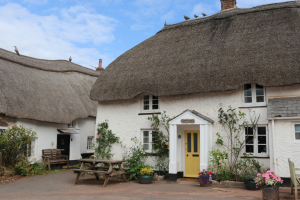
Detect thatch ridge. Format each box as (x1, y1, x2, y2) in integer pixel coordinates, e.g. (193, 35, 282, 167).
(0, 48, 100, 124)
(0, 47, 99, 77)
(91, 1, 300, 102)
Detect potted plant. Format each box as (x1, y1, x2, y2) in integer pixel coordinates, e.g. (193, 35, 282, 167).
(242, 170, 260, 190)
(254, 171, 283, 200)
(138, 167, 154, 184)
(198, 169, 212, 187)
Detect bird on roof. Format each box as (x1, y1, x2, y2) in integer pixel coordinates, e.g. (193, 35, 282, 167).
(13, 46, 20, 56)
(69, 56, 72, 62)
(194, 14, 198, 18)
(202, 13, 207, 17)
(184, 15, 190, 20)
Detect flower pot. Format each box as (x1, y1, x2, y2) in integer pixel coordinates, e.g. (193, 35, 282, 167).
(262, 185, 280, 200)
(244, 180, 260, 190)
(138, 175, 153, 184)
(199, 176, 210, 187)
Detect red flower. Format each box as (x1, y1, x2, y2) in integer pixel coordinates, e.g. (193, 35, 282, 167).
(209, 172, 212, 175)
(199, 172, 203, 174)
(198, 173, 201, 175)
(203, 169, 205, 171)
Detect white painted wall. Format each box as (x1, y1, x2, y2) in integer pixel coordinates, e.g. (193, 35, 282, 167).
(1, 116, 96, 162)
(96, 84, 300, 175)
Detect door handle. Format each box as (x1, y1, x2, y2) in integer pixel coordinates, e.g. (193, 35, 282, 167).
(186, 155, 188, 156)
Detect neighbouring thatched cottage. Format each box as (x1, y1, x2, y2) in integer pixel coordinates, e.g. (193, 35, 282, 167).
(0, 47, 102, 164)
(90, 0, 300, 181)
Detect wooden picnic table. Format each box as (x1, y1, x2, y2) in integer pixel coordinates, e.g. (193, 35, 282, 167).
(72, 159, 127, 187)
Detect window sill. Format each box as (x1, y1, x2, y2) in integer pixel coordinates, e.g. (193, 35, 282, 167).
(239, 106, 267, 109)
(138, 112, 161, 116)
(241, 156, 269, 159)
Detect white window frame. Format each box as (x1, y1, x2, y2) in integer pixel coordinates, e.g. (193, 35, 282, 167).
(243, 84, 266, 106)
(142, 95, 159, 112)
(295, 124, 300, 140)
(142, 130, 154, 153)
(87, 136, 93, 150)
(244, 125, 268, 157)
(27, 138, 35, 158)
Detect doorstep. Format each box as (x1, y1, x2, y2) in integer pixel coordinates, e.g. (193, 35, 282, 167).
(177, 178, 244, 188)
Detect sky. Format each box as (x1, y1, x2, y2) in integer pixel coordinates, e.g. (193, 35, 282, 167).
(0, 0, 288, 69)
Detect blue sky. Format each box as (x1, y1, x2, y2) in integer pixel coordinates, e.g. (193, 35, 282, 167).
(0, 0, 287, 69)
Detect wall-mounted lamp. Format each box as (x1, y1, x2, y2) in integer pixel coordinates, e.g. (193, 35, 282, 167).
(178, 135, 181, 139)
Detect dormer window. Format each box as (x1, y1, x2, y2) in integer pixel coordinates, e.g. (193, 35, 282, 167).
(143, 95, 159, 111)
(244, 84, 266, 106)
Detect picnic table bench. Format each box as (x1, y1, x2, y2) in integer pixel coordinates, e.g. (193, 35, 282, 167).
(72, 159, 127, 187)
(42, 149, 69, 170)
(288, 158, 300, 200)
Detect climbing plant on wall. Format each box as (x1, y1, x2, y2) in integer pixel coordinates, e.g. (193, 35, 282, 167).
(94, 121, 120, 159)
(147, 111, 170, 173)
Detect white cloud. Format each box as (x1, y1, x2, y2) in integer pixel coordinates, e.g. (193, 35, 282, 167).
(0, 3, 117, 68)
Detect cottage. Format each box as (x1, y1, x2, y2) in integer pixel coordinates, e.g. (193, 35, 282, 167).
(90, 0, 300, 181)
(0, 47, 101, 164)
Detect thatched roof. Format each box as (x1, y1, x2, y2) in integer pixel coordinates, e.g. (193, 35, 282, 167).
(0, 47, 100, 124)
(91, 1, 300, 102)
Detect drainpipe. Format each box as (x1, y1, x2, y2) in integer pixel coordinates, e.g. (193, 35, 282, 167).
(271, 119, 277, 173)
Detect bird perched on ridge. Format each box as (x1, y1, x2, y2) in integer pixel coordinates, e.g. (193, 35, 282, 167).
(14, 46, 20, 56)
(202, 13, 207, 17)
(184, 15, 190, 20)
(69, 56, 72, 62)
(194, 14, 198, 18)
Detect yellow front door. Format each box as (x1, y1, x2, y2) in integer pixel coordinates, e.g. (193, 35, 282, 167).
(185, 130, 200, 177)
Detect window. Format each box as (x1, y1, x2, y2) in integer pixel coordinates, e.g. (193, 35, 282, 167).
(68, 121, 74, 128)
(87, 137, 93, 150)
(142, 130, 155, 152)
(245, 126, 268, 157)
(27, 139, 35, 157)
(143, 95, 159, 111)
(244, 84, 266, 106)
(295, 125, 300, 140)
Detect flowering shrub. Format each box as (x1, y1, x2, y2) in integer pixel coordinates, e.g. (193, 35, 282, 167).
(254, 171, 283, 187)
(140, 167, 154, 176)
(198, 169, 213, 183)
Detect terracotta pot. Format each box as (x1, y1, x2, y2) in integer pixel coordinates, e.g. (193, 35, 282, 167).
(199, 177, 210, 187)
(262, 185, 280, 200)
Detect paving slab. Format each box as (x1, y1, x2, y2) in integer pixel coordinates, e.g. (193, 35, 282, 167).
(0, 171, 296, 200)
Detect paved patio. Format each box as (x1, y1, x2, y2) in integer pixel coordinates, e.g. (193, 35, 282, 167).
(0, 171, 296, 200)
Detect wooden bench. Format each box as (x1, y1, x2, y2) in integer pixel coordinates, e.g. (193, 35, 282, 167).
(42, 149, 69, 170)
(288, 158, 300, 200)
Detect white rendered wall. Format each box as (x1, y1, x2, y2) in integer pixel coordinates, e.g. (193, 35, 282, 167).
(96, 84, 300, 172)
(1, 116, 96, 161)
(78, 117, 96, 154)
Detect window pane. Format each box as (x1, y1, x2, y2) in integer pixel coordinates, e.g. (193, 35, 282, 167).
(153, 96, 158, 100)
(256, 90, 264, 96)
(295, 133, 300, 140)
(144, 100, 149, 104)
(187, 133, 191, 152)
(244, 90, 252, 96)
(256, 84, 263, 89)
(244, 84, 252, 90)
(144, 95, 149, 100)
(144, 105, 149, 110)
(153, 100, 158, 104)
(194, 133, 198, 153)
(245, 97, 252, 103)
(246, 136, 254, 144)
(258, 145, 267, 153)
(295, 125, 300, 132)
(256, 96, 264, 102)
(246, 145, 254, 153)
(152, 105, 159, 109)
(143, 138, 149, 143)
(143, 144, 149, 150)
(245, 127, 253, 135)
(258, 136, 266, 144)
(258, 127, 266, 135)
(143, 131, 149, 137)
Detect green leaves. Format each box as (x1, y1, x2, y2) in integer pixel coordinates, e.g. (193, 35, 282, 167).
(94, 122, 120, 159)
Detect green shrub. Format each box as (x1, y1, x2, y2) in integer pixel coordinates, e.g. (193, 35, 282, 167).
(31, 160, 48, 175)
(0, 125, 36, 167)
(14, 156, 32, 176)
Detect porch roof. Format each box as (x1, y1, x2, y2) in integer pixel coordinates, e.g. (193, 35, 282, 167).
(170, 109, 214, 124)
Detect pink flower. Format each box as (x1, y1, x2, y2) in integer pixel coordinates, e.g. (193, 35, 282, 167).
(260, 182, 262, 184)
(257, 173, 261, 176)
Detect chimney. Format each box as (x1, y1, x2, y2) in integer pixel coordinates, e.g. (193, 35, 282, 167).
(96, 59, 104, 72)
(220, 0, 237, 11)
